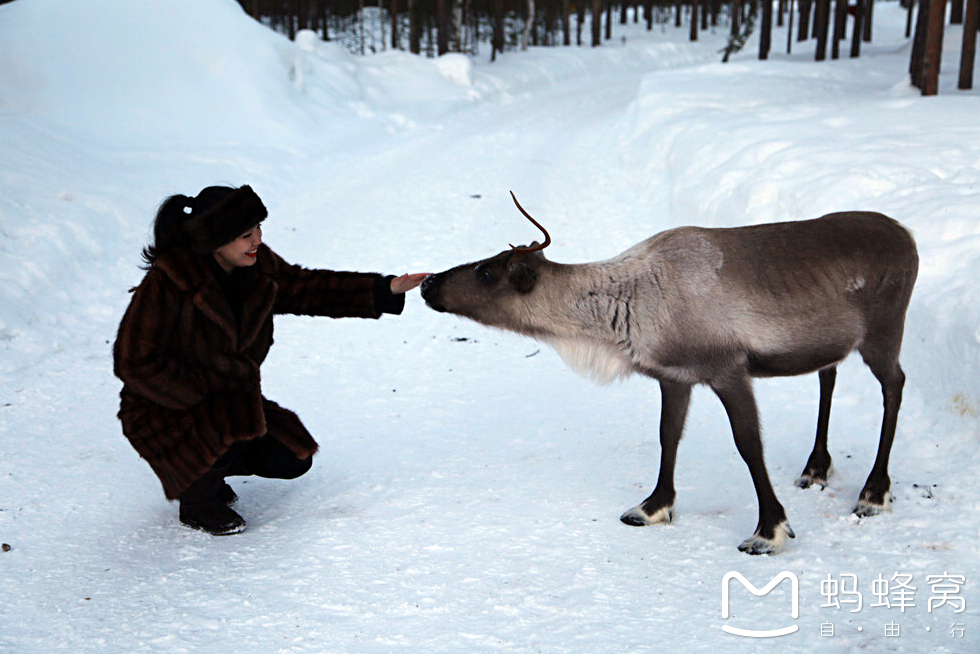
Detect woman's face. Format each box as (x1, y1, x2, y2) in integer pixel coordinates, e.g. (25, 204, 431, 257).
(213, 223, 262, 273)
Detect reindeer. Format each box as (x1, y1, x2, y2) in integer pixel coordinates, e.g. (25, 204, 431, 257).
(421, 193, 918, 554)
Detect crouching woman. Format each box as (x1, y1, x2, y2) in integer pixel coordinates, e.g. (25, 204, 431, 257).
(113, 185, 426, 535)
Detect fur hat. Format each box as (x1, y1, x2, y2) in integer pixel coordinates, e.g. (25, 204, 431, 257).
(183, 185, 267, 254)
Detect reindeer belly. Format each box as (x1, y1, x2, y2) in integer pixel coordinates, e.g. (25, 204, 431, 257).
(740, 311, 863, 377)
(746, 343, 854, 377)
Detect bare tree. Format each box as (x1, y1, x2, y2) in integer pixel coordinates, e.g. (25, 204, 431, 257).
(960, 0, 979, 89)
(492, 0, 504, 60)
(850, 0, 865, 57)
(919, 0, 949, 95)
(760, 0, 772, 57)
(798, 0, 812, 41)
(592, 0, 603, 46)
(523, 0, 536, 50)
(391, 0, 400, 49)
(784, 0, 795, 52)
(814, 0, 830, 60)
(410, 0, 422, 54)
(562, 0, 572, 45)
(452, 0, 464, 52)
(691, 0, 700, 41)
(863, 0, 875, 41)
(831, 0, 847, 59)
(436, 0, 451, 56)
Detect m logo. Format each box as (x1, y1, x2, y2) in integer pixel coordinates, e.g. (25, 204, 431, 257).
(721, 571, 800, 638)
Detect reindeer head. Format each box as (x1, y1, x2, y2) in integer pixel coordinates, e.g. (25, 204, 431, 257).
(421, 193, 552, 332)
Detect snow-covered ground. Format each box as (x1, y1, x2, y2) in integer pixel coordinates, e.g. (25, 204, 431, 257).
(0, 1, 977, 652)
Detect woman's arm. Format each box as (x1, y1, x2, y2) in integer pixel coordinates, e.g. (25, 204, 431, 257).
(269, 247, 425, 318)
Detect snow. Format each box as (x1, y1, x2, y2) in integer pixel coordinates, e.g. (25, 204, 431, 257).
(0, 0, 977, 652)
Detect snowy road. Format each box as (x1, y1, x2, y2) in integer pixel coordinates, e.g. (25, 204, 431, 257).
(1, 2, 977, 653)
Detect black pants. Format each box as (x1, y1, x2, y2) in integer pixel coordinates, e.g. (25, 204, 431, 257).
(181, 434, 312, 504)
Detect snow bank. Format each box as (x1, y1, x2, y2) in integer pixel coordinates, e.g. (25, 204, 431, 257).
(0, 2, 977, 653)
(0, 0, 319, 145)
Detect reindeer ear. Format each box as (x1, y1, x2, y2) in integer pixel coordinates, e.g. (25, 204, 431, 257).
(507, 258, 538, 293)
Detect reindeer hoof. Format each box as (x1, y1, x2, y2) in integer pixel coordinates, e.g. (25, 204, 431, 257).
(620, 505, 673, 527)
(853, 492, 894, 517)
(794, 474, 826, 490)
(738, 521, 795, 555)
(795, 465, 832, 489)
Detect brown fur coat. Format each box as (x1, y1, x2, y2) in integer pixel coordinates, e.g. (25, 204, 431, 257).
(113, 244, 401, 499)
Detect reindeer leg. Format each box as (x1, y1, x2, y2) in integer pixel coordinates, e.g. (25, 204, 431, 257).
(854, 350, 905, 517)
(796, 366, 836, 489)
(712, 372, 794, 555)
(621, 380, 691, 527)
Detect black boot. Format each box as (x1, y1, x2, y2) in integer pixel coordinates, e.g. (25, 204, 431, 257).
(179, 473, 245, 536)
(179, 500, 246, 536)
(216, 481, 238, 506)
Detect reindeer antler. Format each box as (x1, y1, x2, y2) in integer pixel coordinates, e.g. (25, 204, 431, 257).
(508, 191, 551, 253)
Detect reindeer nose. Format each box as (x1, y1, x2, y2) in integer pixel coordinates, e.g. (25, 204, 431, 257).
(420, 274, 445, 311)
(420, 273, 436, 295)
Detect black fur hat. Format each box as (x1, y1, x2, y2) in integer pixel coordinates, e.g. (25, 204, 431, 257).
(183, 185, 267, 254)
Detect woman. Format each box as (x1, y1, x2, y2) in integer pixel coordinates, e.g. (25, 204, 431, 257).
(113, 184, 427, 535)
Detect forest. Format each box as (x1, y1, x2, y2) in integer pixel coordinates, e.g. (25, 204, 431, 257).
(236, 0, 977, 94)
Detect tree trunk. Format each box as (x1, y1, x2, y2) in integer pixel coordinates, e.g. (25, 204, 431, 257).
(950, 0, 965, 21)
(437, 0, 450, 55)
(850, 0, 865, 57)
(920, 0, 948, 94)
(391, 0, 399, 49)
(798, 0, 812, 40)
(357, 0, 364, 54)
(832, 0, 847, 58)
(815, 0, 830, 60)
(523, 0, 536, 50)
(959, 0, 979, 89)
(910, 0, 929, 84)
(563, 0, 572, 45)
(760, 0, 772, 57)
(592, 0, 603, 46)
(787, 0, 795, 52)
(492, 0, 504, 60)
(298, 0, 308, 31)
(319, 0, 329, 41)
(452, 0, 463, 52)
(692, 0, 700, 41)
(410, 0, 422, 55)
(863, 0, 874, 41)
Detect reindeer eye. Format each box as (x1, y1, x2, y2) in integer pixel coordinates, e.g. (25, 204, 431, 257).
(476, 265, 496, 286)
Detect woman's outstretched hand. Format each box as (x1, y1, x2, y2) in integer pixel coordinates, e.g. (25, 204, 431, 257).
(390, 272, 430, 294)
